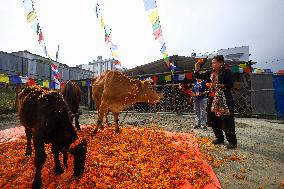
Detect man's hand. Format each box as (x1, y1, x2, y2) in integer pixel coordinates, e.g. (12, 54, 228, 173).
(194, 62, 201, 71)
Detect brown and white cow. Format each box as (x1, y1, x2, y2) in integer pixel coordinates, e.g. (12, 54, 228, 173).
(18, 86, 87, 189)
(92, 70, 161, 135)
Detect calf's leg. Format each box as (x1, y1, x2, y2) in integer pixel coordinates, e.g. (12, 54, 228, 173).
(51, 144, 64, 174)
(75, 113, 80, 130)
(93, 105, 107, 135)
(114, 112, 120, 133)
(32, 130, 46, 189)
(25, 127, 32, 156)
(74, 106, 80, 130)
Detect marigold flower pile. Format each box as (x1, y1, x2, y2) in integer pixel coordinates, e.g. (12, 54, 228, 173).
(0, 126, 218, 189)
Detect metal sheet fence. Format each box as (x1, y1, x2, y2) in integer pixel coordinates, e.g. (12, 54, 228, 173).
(0, 51, 93, 81)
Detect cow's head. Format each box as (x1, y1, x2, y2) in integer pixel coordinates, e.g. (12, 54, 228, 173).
(69, 139, 87, 177)
(136, 80, 162, 104)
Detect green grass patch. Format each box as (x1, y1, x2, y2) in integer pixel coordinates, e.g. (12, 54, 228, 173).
(0, 87, 17, 114)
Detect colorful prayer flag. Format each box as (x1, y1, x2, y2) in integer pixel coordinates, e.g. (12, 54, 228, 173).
(104, 26, 112, 35)
(153, 28, 162, 40)
(109, 42, 118, 50)
(38, 30, 44, 43)
(185, 73, 193, 80)
(157, 36, 164, 47)
(9, 75, 21, 84)
(143, 0, 157, 11)
(27, 10, 37, 23)
(112, 51, 119, 58)
(86, 79, 91, 87)
(23, 0, 34, 13)
(158, 75, 165, 82)
(178, 74, 185, 80)
(165, 75, 171, 82)
(160, 43, 166, 54)
(148, 9, 159, 24)
(173, 74, 179, 81)
(81, 80, 86, 87)
(43, 80, 49, 88)
(105, 34, 111, 44)
(0, 74, 9, 84)
(31, 20, 40, 34)
(20, 76, 28, 84)
(95, 2, 100, 18)
(55, 80, 60, 89)
(49, 81, 55, 89)
(36, 80, 43, 86)
(152, 19, 160, 32)
(101, 17, 104, 28)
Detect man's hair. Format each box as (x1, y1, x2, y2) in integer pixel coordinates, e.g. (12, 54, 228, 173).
(213, 55, 224, 63)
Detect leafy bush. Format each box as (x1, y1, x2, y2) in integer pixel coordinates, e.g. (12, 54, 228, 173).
(0, 87, 16, 114)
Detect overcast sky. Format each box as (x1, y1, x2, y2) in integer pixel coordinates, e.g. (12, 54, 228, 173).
(0, 0, 284, 71)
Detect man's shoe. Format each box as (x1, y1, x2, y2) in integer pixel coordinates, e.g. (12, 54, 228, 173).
(226, 143, 237, 149)
(212, 139, 224, 145)
(201, 126, 208, 131)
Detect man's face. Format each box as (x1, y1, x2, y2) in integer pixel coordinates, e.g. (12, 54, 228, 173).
(211, 59, 222, 71)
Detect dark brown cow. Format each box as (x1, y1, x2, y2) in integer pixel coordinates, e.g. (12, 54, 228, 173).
(19, 86, 87, 189)
(62, 81, 81, 130)
(92, 70, 161, 135)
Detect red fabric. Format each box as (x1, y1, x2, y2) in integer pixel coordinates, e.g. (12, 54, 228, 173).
(163, 131, 221, 189)
(185, 73, 193, 80)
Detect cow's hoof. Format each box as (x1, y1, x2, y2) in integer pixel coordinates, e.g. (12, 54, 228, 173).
(25, 149, 32, 156)
(32, 179, 42, 189)
(54, 166, 64, 175)
(93, 129, 98, 136)
(115, 129, 121, 134)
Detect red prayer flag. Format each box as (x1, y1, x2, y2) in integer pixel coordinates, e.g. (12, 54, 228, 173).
(27, 78, 36, 86)
(38, 30, 44, 43)
(60, 82, 65, 88)
(153, 28, 162, 40)
(151, 75, 158, 83)
(243, 67, 251, 73)
(185, 73, 193, 80)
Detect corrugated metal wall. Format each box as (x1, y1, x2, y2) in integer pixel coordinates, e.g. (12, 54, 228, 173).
(251, 74, 276, 115)
(273, 75, 284, 119)
(0, 51, 93, 80)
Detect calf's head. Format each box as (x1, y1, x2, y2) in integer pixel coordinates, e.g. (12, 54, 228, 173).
(69, 139, 87, 177)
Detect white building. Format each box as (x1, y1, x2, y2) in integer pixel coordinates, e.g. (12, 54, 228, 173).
(77, 56, 120, 77)
(218, 46, 250, 62)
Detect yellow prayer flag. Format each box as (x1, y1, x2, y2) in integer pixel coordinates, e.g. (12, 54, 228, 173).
(101, 17, 104, 28)
(163, 51, 168, 59)
(239, 64, 247, 68)
(164, 75, 171, 82)
(148, 9, 159, 24)
(27, 10, 37, 23)
(43, 80, 49, 88)
(112, 51, 119, 58)
(81, 80, 86, 87)
(0, 74, 9, 84)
